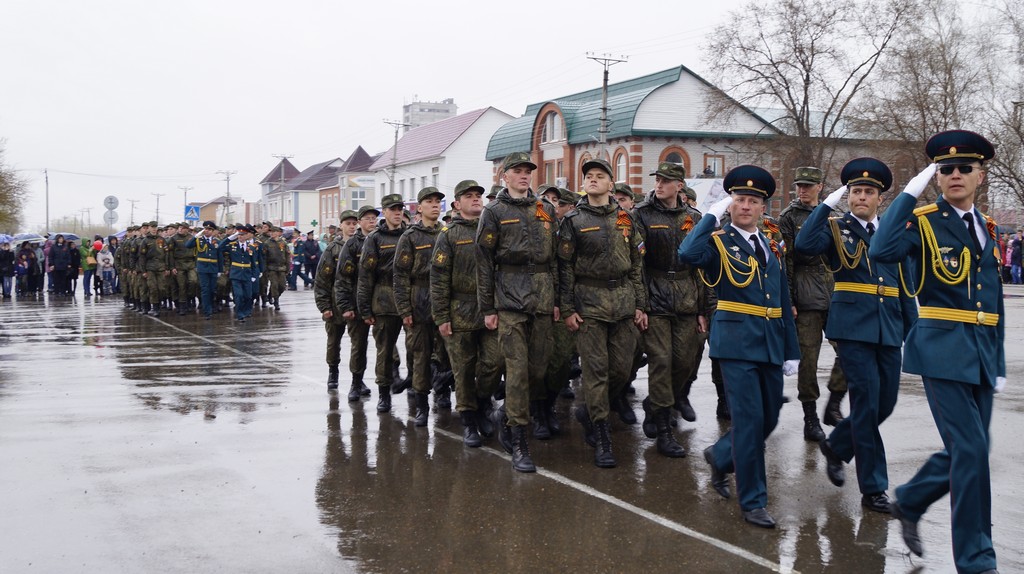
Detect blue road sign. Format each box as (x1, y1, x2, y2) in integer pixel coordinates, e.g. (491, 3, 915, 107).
(184, 205, 200, 221)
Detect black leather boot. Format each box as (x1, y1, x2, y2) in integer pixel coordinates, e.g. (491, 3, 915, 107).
(716, 398, 731, 421)
(327, 367, 339, 391)
(823, 391, 845, 427)
(574, 404, 596, 447)
(803, 401, 826, 442)
(510, 425, 536, 473)
(461, 411, 482, 448)
(655, 408, 687, 458)
(491, 406, 512, 453)
(641, 397, 657, 439)
(413, 392, 429, 427)
(476, 396, 494, 438)
(273, 297, 280, 311)
(346, 374, 361, 402)
(544, 395, 560, 435)
(531, 400, 551, 440)
(593, 420, 616, 468)
(177, 301, 186, 316)
(376, 386, 392, 413)
(674, 380, 697, 422)
(612, 393, 637, 425)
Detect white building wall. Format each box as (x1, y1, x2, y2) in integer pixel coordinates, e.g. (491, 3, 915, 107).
(633, 75, 770, 135)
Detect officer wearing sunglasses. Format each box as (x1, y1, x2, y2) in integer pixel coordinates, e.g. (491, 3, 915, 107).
(870, 130, 1004, 574)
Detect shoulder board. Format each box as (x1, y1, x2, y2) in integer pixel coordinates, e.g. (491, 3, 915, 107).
(712, 230, 726, 236)
(828, 216, 843, 221)
(913, 204, 938, 216)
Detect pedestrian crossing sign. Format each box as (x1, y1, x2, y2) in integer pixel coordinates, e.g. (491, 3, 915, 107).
(184, 205, 200, 221)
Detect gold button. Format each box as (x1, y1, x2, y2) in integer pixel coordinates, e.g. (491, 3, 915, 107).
(766, 293, 771, 300)
(977, 284, 982, 290)
(877, 285, 886, 295)
(977, 311, 986, 324)
(879, 277, 885, 282)
(879, 298, 884, 303)
(977, 302, 983, 309)
(977, 268, 981, 273)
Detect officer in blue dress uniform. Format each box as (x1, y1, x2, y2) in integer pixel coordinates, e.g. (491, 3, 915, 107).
(219, 224, 259, 322)
(870, 130, 1004, 574)
(794, 158, 918, 513)
(677, 165, 800, 529)
(186, 220, 222, 319)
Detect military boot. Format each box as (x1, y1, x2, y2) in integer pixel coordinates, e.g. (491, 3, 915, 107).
(376, 386, 392, 413)
(510, 426, 536, 473)
(674, 381, 697, 422)
(327, 367, 339, 391)
(346, 374, 362, 402)
(716, 398, 731, 421)
(273, 297, 280, 311)
(390, 364, 410, 395)
(544, 395, 561, 435)
(803, 401, 826, 442)
(823, 391, 846, 427)
(612, 393, 637, 425)
(147, 303, 160, 317)
(358, 373, 371, 396)
(413, 392, 429, 427)
(491, 406, 512, 454)
(137, 301, 147, 314)
(476, 396, 494, 438)
(531, 400, 551, 440)
(593, 421, 616, 468)
(655, 408, 687, 458)
(641, 397, 657, 439)
(574, 404, 596, 447)
(460, 411, 482, 448)
(177, 301, 187, 316)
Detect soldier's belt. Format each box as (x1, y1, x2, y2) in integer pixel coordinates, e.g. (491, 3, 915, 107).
(834, 282, 899, 297)
(717, 300, 782, 319)
(231, 262, 250, 268)
(497, 263, 551, 274)
(918, 306, 999, 326)
(452, 292, 476, 302)
(577, 277, 626, 289)
(648, 268, 687, 280)
(197, 257, 218, 263)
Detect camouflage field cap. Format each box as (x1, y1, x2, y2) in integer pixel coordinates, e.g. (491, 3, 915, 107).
(582, 158, 613, 177)
(417, 186, 445, 202)
(339, 210, 358, 222)
(502, 151, 537, 172)
(557, 188, 578, 205)
(682, 185, 697, 202)
(650, 162, 686, 181)
(381, 193, 404, 209)
(454, 179, 485, 198)
(357, 205, 381, 218)
(613, 182, 636, 198)
(793, 166, 824, 185)
(487, 185, 503, 199)
(537, 183, 559, 196)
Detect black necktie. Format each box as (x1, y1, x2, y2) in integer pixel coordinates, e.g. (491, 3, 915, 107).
(866, 222, 875, 237)
(751, 235, 767, 268)
(962, 213, 982, 253)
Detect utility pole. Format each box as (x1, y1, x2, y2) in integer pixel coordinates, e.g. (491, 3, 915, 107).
(586, 53, 628, 159)
(383, 120, 410, 197)
(44, 168, 50, 233)
(178, 186, 193, 217)
(216, 170, 237, 224)
(151, 192, 165, 225)
(83, 207, 92, 230)
(272, 154, 293, 225)
(128, 199, 139, 225)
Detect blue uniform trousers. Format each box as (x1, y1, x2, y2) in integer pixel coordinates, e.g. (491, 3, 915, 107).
(198, 272, 218, 316)
(895, 376, 995, 574)
(828, 340, 901, 495)
(708, 359, 784, 511)
(232, 278, 253, 319)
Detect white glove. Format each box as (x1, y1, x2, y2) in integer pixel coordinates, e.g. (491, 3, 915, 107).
(903, 163, 937, 199)
(995, 377, 1006, 393)
(783, 360, 799, 377)
(707, 195, 734, 223)
(251, 277, 257, 283)
(823, 185, 847, 208)
(228, 232, 239, 240)
(194, 231, 203, 239)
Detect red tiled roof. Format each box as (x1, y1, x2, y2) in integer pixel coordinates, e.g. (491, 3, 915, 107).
(259, 158, 300, 185)
(343, 146, 376, 173)
(369, 108, 490, 171)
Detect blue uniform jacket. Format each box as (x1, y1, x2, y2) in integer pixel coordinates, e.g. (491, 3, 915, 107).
(678, 214, 799, 366)
(794, 204, 918, 347)
(185, 235, 222, 274)
(217, 237, 258, 281)
(869, 194, 1005, 386)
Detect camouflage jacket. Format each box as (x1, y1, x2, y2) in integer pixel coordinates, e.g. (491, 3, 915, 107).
(334, 228, 367, 315)
(264, 237, 289, 271)
(314, 234, 348, 324)
(779, 199, 834, 311)
(124, 236, 140, 271)
(168, 232, 196, 270)
(137, 233, 170, 272)
(557, 196, 646, 321)
(393, 222, 441, 323)
(475, 189, 558, 316)
(357, 220, 407, 319)
(633, 194, 704, 316)
(430, 215, 483, 332)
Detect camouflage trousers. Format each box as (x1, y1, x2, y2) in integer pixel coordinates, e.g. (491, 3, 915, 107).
(498, 311, 553, 427)
(576, 316, 638, 423)
(445, 328, 501, 412)
(372, 315, 403, 388)
(324, 319, 346, 367)
(644, 314, 705, 409)
(346, 318, 370, 376)
(408, 321, 450, 394)
(141, 271, 167, 304)
(795, 309, 847, 403)
(541, 320, 574, 400)
(265, 270, 286, 300)
(173, 267, 197, 302)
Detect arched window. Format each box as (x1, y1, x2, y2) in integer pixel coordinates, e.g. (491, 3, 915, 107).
(659, 146, 691, 178)
(613, 148, 628, 181)
(541, 112, 564, 143)
(665, 152, 683, 165)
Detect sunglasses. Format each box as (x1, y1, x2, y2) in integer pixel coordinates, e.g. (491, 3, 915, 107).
(938, 165, 978, 175)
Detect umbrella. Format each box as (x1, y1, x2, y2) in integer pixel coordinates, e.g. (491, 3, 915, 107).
(53, 231, 81, 243)
(0, 233, 13, 244)
(12, 232, 46, 244)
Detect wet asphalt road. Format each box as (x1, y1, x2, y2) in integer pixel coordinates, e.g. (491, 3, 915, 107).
(1, 287, 1022, 573)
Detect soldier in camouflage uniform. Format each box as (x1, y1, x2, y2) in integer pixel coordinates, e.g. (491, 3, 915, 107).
(316, 212, 356, 391)
(477, 152, 559, 473)
(264, 226, 289, 310)
(559, 159, 646, 468)
(126, 224, 144, 311)
(257, 222, 272, 307)
(394, 187, 447, 427)
(335, 205, 379, 401)
(778, 166, 847, 441)
(634, 162, 704, 458)
(358, 194, 407, 413)
(115, 226, 134, 308)
(137, 221, 170, 317)
(169, 223, 198, 315)
(431, 180, 501, 446)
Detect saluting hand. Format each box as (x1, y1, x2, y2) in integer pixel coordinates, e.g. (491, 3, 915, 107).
(707, 195, 734, 223)
(903, 163, 937, 199)
(823, 185, 848, 208)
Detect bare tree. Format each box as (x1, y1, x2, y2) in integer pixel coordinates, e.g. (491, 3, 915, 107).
(703, 0, 918, 170)
(0, 141, 28, 231)
(983, 0, 1024, 228)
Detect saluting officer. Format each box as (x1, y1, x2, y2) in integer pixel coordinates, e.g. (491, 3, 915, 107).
(870, 131, 1004, 574)
(335, 205, 379, 401)
(394, 187, 447, 426)
(678, 165, 799, 529)
(559, 158, 646, 468)
(794, 158, 918, 514)
(186, 220, 222, 319)
(218, 224, 259, 322)
(316, 213, 356, 391)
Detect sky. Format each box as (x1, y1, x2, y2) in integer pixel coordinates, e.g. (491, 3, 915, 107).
(0, 0, 747, 232)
